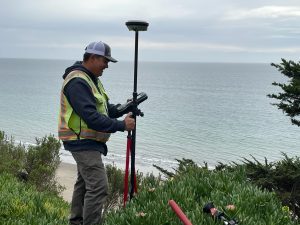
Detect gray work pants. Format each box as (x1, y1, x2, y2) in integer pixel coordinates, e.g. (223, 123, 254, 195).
(69, 151, 108, 225)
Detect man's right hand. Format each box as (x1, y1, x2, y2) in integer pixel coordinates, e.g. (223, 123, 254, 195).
(124, 113, 135, 131)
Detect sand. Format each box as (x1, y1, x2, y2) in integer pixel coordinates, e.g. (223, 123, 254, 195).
(56, 162, 77, 202)
(56, 160, 160, 203)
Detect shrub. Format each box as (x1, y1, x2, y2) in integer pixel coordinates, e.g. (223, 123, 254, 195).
(24, 135, 63, 194)
(0, 131, 63, 194)
(0, 131, 26, 175)
(238, 153, 300, 219)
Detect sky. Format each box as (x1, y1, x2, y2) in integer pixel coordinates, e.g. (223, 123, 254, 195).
(1, 0, 300, 63)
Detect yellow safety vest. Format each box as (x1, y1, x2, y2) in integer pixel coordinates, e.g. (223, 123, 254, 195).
(58, 70, 111, 143)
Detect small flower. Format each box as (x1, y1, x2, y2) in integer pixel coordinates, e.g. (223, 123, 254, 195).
(148, 187, 155, 192)
(226, 204, 236, 211)
(136, 212, 147, 217)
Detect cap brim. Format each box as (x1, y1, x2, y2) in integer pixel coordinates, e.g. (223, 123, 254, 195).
(105, 56, 118, 63)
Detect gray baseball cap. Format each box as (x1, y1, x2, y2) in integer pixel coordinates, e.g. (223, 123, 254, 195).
(85, 41, 117, 63)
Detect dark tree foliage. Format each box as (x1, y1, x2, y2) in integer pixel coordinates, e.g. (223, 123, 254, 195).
(268, 58, 300, 126)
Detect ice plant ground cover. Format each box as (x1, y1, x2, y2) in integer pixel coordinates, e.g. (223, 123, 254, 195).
(1, 130, 300, 225)
(0, 173, 69, 225)
(103, 159, 298, 225)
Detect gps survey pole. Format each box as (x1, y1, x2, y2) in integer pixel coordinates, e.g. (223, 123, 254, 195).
(125, 20, 149, 202)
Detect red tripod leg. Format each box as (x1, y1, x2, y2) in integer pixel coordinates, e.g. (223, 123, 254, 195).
(134, 171, 138, 193)
(123, 133, 132, 207)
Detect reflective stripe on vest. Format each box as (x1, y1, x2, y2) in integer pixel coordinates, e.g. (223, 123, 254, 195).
(58, 70, 111, 143)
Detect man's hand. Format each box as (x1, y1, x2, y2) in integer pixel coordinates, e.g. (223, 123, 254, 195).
(124, 113, 135, 131)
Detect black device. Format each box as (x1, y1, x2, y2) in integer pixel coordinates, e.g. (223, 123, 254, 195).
(126, 20, 149, 31)
(116, 92, 148, 117)
(203, 202, 239, 225)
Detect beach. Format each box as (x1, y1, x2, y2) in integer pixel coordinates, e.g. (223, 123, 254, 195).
(56, 162, 77, 202)
(56, 160, 161, 202)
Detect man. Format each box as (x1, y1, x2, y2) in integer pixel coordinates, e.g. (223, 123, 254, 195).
(58, 41, 135, 225)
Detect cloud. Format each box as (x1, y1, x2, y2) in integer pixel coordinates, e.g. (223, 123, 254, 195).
(118, 39, 300, 54)
(1, 1, 300, 62)
(0, 0, 195, 25)
(224, 5, 300, 20)
(138, 41, 245, 52)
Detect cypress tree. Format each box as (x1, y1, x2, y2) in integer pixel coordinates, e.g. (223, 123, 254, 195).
(268, 58, 300, 126)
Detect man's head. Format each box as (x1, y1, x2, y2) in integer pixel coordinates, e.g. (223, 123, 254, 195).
(83, 41, 117, 77)
(85, 41, 117, 63)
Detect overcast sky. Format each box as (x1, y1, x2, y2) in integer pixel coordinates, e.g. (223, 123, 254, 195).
(1, 0, 300, 62)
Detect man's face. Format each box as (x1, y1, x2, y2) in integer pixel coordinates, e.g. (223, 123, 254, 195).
(91, 55, 109, 77)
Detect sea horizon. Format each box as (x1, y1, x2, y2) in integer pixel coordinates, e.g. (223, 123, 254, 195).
(0, 56, 276, 64)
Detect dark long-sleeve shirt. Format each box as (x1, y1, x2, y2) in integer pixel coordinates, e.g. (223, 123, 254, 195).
(61, 62, 125, 155)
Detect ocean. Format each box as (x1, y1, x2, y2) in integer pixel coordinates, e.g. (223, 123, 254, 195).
(0, 58, 299, 174)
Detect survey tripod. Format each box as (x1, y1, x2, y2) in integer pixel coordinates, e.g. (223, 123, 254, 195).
(203, 202, 239, 225)
(123, 20, 149, 207)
